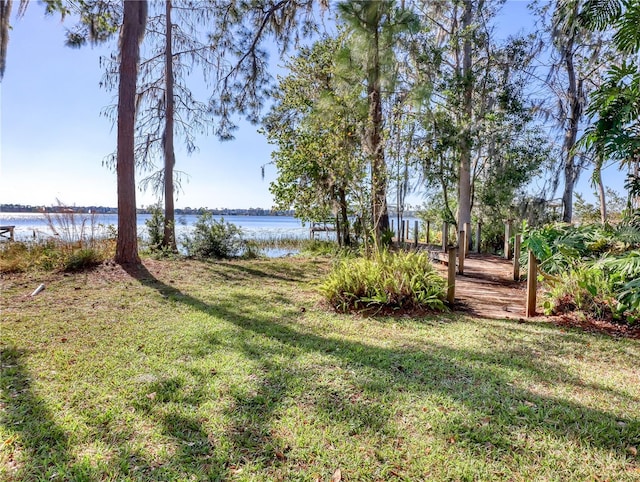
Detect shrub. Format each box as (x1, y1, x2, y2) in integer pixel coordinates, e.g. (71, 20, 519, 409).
(243, 240, 262, 259)
(145, 204, 165, 252)
(320, 250, 447, 313)
(527, 220, 640, 324)
(182, 213, 256, 259)
(543, 266, 616, 320)
(63, 248, 103, 271)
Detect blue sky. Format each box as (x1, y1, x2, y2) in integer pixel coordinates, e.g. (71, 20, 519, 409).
(0, 1, 627, 210)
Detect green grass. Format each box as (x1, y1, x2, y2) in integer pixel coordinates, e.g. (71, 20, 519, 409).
(1, 257, 639, 481)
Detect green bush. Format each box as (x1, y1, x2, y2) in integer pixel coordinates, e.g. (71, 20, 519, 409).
(145, 204, 165, 252)
(182, 213, 256, 259)
(320, 250, 447, 313)
(526, 222, 640, 324)
(543, 267, 616, 320)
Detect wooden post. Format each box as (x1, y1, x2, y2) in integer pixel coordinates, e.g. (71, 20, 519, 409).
(442, 222, 448, 252)
(391, 219, 395, 234)
(513, 234, 521, 281)
(526, 250, 538, 317)
(475, 222, 481, 253)
(504, 221, 512, 259)
(414, 220, 419, 247)
(458, 232, 465, 274)
(447, 247, 457, 305)
(464, 222, 471, 257)
(405, 220, 410, 244)
(426, 220, 430, 245)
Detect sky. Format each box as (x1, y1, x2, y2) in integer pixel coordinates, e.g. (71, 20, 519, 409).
(0, 1, 628, 210)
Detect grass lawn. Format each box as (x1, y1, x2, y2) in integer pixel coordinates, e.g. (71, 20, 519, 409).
(1, 256, 639, 481)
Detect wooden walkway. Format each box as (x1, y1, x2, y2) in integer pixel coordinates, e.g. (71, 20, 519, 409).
(431, 252, 528, 319)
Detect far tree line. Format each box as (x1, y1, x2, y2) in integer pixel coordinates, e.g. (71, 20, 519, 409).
(1, 0, 638, 263)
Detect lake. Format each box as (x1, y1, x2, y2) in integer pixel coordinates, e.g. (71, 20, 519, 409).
(0, 213, 315, 243)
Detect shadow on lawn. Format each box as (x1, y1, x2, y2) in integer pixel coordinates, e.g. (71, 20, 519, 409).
(216, 260, 311, 283)
(113, 262, 639, 478)
(0, 347, 70, 480)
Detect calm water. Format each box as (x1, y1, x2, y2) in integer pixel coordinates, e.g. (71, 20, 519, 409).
(0, 213, 311, 243)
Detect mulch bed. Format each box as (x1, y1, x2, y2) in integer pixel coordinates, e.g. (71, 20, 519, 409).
(548, 313, 640, 339)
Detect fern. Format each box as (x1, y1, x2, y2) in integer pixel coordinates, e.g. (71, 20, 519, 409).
(320, 250, 447, 313)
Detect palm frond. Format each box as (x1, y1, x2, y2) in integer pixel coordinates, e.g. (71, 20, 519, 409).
(579, 0, 623, 29)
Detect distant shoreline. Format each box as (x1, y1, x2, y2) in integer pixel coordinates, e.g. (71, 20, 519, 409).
(0, 204, 294, 217)
(1, 204, 419, 217)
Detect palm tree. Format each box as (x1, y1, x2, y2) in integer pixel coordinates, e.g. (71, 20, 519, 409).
(337, 0, 417, 247)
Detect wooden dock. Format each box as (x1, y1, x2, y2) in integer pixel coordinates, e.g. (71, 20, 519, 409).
(0, 225, 15, 241)
(309, 221, 336, 239)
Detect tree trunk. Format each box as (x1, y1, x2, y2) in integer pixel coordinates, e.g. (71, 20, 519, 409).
(368, 27, 389, 247)
(0, 0, 12, 80)
(338, 186, 351, 247)
(457, 0, 473, 232)
(562, 160, 577, 224)
(163, 0, 177, 251)
(633, 158, 640, 210)
(561, 40, 582, 224)
(595, 166, 607, 223)
(115, 0, 147, 265)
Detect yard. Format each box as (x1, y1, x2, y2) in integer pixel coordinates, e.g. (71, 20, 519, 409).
(1, 256, 639, 481)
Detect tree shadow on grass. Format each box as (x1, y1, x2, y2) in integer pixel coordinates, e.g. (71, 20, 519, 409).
(216, 260, 311, 284)
(122, 262, 640, 477)
(0, 346, 71, 480)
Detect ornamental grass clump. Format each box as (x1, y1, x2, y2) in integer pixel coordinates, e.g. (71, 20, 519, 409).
(0, 239, 114, 273)
(321, 250, 447, 313)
